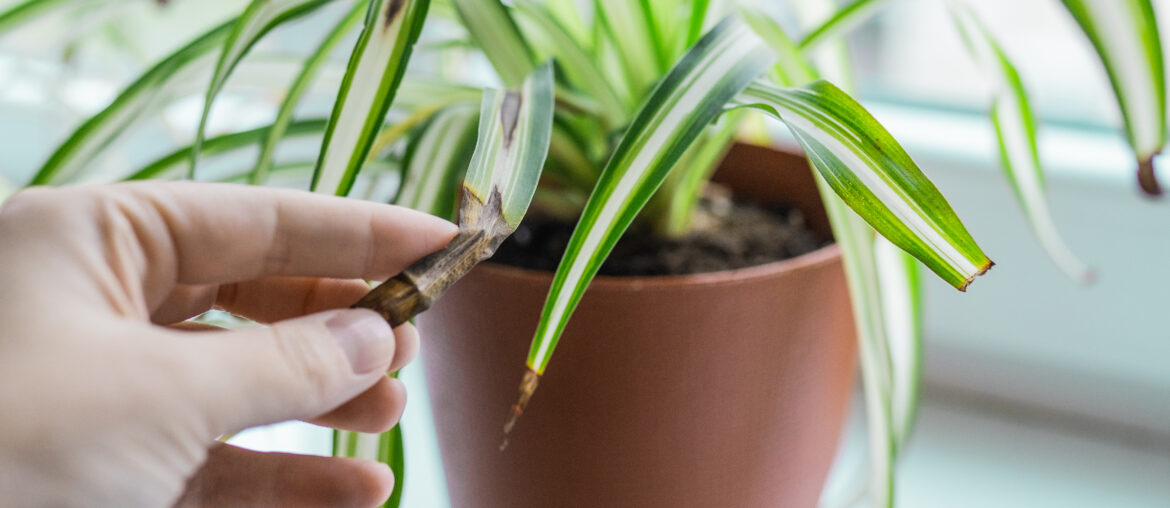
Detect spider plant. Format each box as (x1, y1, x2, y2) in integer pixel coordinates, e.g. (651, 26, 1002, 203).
(6, 0, 1163, 506)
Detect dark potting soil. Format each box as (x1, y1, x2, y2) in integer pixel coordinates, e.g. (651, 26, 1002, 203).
(490, 198, 829, 277)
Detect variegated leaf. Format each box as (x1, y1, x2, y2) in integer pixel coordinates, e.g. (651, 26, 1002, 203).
(311, 0, 430, 196)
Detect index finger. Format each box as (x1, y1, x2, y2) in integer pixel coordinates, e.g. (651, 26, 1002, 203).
(86, 182, 456, 290)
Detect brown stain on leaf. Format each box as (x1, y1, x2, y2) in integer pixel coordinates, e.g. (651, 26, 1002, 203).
(384, 0, 405, 28)
(500, 91, 522, 149)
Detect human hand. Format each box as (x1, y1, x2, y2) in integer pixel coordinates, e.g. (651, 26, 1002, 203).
(0, 182, 457, 507)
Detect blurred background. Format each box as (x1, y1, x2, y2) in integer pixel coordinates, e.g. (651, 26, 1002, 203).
(2, 0, 1168, 506)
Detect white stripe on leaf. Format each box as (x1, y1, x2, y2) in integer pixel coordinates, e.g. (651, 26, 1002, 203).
(738, 80, 991, 290)
(313, 0, 426, 196)
(528, 17, 776, 371)
(193, 0, 334, 179)
(1062, 0, 1166, 194)
(461, 62, 555, 227)
(952, 5, 1093, 282)
(398, 105, 478, 216)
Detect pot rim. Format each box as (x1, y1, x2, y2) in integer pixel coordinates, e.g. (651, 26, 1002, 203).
(481, 242, 841, 290)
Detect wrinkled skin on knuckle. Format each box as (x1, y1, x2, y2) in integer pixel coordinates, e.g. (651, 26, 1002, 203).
(0, 186, 51, 214)
(39, 187, 173, 319)
(0, 187, 86, 234)
(0, 189, 119, 325)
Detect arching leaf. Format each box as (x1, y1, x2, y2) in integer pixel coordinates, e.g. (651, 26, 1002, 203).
(952, 6, 1092, 282)
(395, 104, 479, 219)
(191, 0, 338, 178)
(251, 1, 366, 184)
(1062, 0, 1167, 195)
(521, 17, 775, 383)
(311, 0, 430, 196)
(29, 18, 235, 185)
(736, 80, 993, 291)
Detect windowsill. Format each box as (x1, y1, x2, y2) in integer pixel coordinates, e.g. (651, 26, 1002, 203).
(825, 389, 1170, 508)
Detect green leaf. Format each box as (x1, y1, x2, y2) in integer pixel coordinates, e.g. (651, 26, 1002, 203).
(29, 18, 236, 186)
(331, 425, 404, 507)
(451, 0, 534, 88)
(788, 0, 857, 86)
(394, 80, 483, 111)
(513, 0, 627, 123)
(594, 0, 664, 97)
(525, 16, 775, 374)
(311, 0, 430, 196)
(348, 63, 554, 335)
(639, 0, 672, 68)
(736, 79, 993, 291)
(874, 236, 922, 452)
(952, 6, 1092, 282)
(750, 11, 903, 505)
(396, 104, 479, 220)
(823, 193, 894, 508)
(191, 0, 338, 179)
(125, 119, 327, 181)
(741, 6, 817, 87)
(218, 161, 335, 185)
(366, 97, 475, 164)
(380, 424, 406, 508)
(1061, 0, 1167, 195)
(462, 61, 555, 228)
(0, 0, 77, 35)
(332, 366, 405, 508)
(252, 1, 366, 185)
(685, 0, 712, 48)
(545, 0, 590, 48)
(654, 113, 739, 236)
(545, 120, 600, 190)
(797, 0, 889, 51)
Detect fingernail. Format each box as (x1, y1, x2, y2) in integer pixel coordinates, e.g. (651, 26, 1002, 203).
(326, 310, 394, 374)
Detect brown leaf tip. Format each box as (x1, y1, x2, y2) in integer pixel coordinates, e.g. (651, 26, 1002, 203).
(1138, 156, 1163, 197)
(500, 368, 541, 451)
(958, 260, 995, 292)
(1079, 267, 1098, 286)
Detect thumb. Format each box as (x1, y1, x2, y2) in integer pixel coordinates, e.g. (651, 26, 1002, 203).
(184, 308, 396, 435)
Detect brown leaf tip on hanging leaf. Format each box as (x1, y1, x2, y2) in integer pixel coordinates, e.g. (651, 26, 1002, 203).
(1138, 156, 1163, 197)
(500, 368, 541, 451)
(353, 188, 512, 326)
(957, 260, 995, 293)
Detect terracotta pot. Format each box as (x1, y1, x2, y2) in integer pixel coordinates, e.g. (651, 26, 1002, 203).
(418, 143, 857, 508)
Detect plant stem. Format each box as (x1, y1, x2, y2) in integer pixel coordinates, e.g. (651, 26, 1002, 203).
(353, 189, 512, 326)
